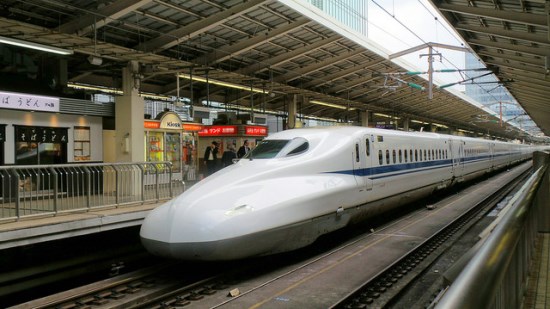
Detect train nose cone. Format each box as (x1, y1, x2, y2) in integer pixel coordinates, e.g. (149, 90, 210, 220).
(140, 200, 183, 258)
(140, 199, 224, 260)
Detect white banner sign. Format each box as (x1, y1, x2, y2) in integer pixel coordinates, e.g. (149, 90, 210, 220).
(0, 91, 60, 112)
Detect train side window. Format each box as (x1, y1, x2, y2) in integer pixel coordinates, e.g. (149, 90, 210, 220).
(415, 149, 418, 162)
(399, 149, 402, 163)
(424, 149, 427, 160)
(366, 139, 370, 156)
(432, 150, 435, 160)
(404, 149, 408, 162)
(392, 149, 396, 163)
(386, 150, 390, 164)
(355, 144, 360, 162)
(410, 150, 413, 161)
(379, 150, 383, 165)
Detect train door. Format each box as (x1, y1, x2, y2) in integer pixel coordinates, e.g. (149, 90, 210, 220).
(353, 135, 373, 191)
(449, 140, 464, 178)
(364, 135, 373, 191)
(450, 139, 464, 178)
(353, 139, 365, 189)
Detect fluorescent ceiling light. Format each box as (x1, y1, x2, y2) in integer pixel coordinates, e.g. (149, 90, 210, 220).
(310, 100, 355, 110)
(411, 119, 428, 124)
(178, 73, 266, 94)
(0, 36, 73, 55)
(374, 113, 400, 119)
(67, 82, 122, 94)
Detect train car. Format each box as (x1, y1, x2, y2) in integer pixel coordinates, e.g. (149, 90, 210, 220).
(140, 126, 535, 261)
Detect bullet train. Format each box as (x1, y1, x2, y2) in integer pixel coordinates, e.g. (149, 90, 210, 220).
(140, 126, 539, 261)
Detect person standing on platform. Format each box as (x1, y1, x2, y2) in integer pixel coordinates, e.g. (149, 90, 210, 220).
(204, 141, 219, 176)
(222, 144, 238, 168)
(237, 140, 250, 158)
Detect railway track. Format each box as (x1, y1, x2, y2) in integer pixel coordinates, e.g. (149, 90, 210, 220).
(9, 162, 532, 309)
(331, 164, 531, 308)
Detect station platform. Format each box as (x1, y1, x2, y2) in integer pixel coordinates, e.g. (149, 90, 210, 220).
(0, 201, 163, 250)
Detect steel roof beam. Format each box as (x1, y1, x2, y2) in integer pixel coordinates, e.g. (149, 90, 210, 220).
(194, 18, 310, 65)
(138, 0, 268, 53)
(468, 38, 548, 56)
(59, 0, 153, 36)
(303, 58, 384, 89)
(455, 23, 550, 46)
(477, 50, 545, 67)
(438, 3, 547, 27)
(484, 57, 549, 75)
(239, 36, 340, 76)
(499, 71, 550, 87)
(273, 49, 363, 83)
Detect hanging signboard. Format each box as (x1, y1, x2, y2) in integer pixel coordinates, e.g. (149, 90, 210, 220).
(199, 125, 238, 136)
(0, 91, 60, 112)
(244, 125, 268, 136)
(159, 113, 182, 130)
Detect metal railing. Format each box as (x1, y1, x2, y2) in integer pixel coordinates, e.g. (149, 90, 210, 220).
(435, 152, 549, 308)
(0, 162, 185, 222)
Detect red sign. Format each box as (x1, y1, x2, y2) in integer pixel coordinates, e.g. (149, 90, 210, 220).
(182, 123, 203, 131)
(144, 121, 160, 129)
(245, 126, 268, 136)
(199, 125, 238, 136)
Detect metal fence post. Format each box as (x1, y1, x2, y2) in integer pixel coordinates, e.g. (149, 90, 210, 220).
(155, 164, 160, 201)
(139, 164, 145, 203)
(14, 168, 20, 219)
(49, 167, 58, 213)
(168, 163, 173, 197)
(114, 165, 119, 205)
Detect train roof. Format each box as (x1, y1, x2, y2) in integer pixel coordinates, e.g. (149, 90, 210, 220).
(267, 126, 526, 146)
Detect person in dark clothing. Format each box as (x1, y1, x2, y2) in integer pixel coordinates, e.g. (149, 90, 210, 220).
(221, 144, 238, 167)
(237, 140, 250, 158)
(204, 141, 219, 176)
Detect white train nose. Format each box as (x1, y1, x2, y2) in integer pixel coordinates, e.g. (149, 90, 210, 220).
(140, 200, 180, 258)
(140, 200, 232, 260)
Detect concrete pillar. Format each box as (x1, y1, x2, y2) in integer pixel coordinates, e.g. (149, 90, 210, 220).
(115, 62, 145, 162)
(287, 94, 298, 129)
(360, 110, 370, 127)
(403, 117, 410, 131)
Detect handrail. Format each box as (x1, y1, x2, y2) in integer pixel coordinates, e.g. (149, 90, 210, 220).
(435, 161, 548, 308)
(0, 162, 185, 222)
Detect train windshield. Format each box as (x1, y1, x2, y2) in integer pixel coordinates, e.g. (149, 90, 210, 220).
(246, 137, 309, 159)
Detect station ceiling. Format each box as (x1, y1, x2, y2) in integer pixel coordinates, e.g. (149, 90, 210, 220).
(0, 0, 546, 140)
(430, 0, 550, 138)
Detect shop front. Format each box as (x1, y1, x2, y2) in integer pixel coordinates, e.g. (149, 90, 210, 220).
(0, 91, 104, 165)
(198, 124, 268, 176)
(14, 126, 68, 165)
(144, 112, 202, 181)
